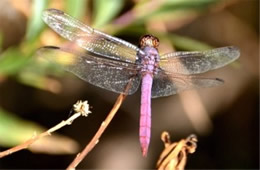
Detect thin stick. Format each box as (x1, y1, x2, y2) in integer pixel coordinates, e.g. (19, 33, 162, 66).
(0, 100, 90, 158)
(0, 131, 50, 158)
(66, 93, 127, 170)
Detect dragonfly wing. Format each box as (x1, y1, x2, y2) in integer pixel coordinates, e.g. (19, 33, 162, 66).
(36, 45, 141, 95)
(159, 46, 240, 74)
(151, 70, 224, 98)
(42, 9, 144, 63)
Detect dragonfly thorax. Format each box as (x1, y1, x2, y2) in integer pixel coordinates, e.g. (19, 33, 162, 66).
(138, 46, 160, 76)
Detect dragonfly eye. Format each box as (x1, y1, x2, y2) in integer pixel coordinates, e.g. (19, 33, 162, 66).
(139, 35, 159, 49)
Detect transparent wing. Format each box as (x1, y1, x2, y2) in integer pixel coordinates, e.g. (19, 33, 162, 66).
(151, 70, 224, 98)
(36, 45, 141, 95)
(42, 8, 144, 63)
(159, 46, 240, 74)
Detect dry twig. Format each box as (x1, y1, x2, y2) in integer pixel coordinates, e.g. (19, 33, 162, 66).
(156, 132, 198, 170)
(67, 93, 128, 170)
(66, 78, 132, 170)
(0, 100, 91, 158)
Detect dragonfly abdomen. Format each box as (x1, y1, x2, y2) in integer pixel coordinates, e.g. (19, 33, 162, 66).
(140, 73, 153, 157)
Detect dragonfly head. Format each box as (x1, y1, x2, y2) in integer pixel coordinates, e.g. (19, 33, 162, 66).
(139, 35, 159, 49)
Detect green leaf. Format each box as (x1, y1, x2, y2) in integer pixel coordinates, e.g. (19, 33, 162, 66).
(26, 0, 50, 42)
(65, 0, 88, 18)
(158, 0, 217, 11)
(93, 0, 124, 28)
(0, 108, 44, 147)
(0, 47, 30, 75)
(134, 0, 217, 24)
(0, 31, 3, 52)
(168, 34, 213, 51)
(16, 57, 65, 92)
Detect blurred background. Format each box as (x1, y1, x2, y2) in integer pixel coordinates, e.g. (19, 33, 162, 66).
(0, 0, 258, 169)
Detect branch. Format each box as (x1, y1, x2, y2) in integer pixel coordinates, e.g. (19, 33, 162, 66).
(67, 92, 127, 170)
(0, 100, 91, 158)
(66, 79, 133, 170)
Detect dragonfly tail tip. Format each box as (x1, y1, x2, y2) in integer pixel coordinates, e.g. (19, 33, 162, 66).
(142, 147, 148, 157)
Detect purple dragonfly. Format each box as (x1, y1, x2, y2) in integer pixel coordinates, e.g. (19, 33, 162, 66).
(37, 9, 240, 157)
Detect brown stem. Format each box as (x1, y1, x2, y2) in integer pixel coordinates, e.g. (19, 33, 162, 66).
(0, 101, 90, 158)
(66, 93, 127, 170)
(0, 131, 50, 158)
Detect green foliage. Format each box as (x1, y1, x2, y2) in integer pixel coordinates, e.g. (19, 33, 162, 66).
(26, 0, 49, 42)
(0, 47, 31, 75)
(132, 0, 217, 24)
(168, 34, 213, 51)
(65, 0, 88, 18)
(0, 108, 44, 146)
(0, 32, 3, 52)
(93, 0, 124, 28)
(158, 0, 216, 11)
(0, 108, 79, 154)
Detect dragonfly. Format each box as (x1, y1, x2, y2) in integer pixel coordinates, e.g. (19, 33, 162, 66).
(37, 8, 240, 157)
